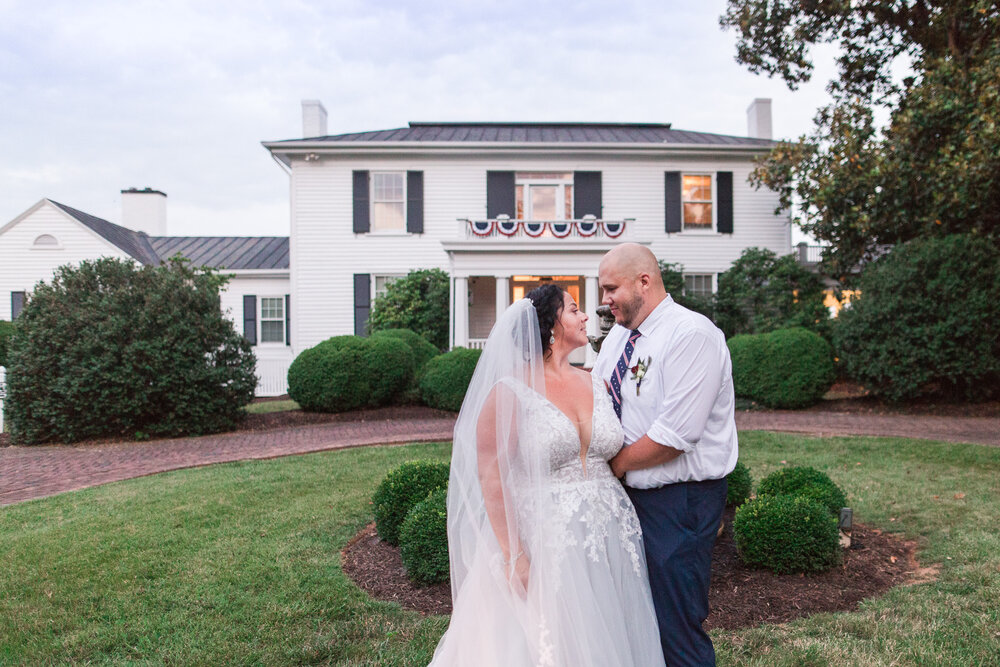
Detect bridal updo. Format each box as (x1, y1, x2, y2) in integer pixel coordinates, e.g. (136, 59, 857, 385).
(526, 283, 567, 357)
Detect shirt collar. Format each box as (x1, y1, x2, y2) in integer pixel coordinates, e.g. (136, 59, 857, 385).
(634, 294, 673, 338)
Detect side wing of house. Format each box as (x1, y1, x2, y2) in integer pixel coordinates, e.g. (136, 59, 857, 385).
(0, 200, 132, 320)
(220, 272, 292, 397)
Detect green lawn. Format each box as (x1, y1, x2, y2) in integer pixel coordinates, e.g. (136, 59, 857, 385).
(1, 433, 998, 665)
(243, 399, 301, 415)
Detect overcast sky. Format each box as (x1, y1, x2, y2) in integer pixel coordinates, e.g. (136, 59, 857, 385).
(1, 0, 840, 238)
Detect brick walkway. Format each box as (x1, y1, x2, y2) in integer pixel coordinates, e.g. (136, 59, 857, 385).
(1, 408, 996, 507)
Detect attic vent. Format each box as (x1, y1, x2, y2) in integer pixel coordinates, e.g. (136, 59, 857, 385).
(33, 234, 59, 247)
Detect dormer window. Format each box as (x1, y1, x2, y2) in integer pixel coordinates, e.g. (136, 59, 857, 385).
(33, 234, 59, 247)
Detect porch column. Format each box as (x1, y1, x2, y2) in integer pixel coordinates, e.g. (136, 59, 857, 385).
(585, 275, 599, 367)
(454, 276, 469, 349)
(495, 275, 510, 321)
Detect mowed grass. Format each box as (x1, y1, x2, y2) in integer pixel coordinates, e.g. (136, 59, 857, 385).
(1, 432, 999, 665)
(243, 399, 301, 415)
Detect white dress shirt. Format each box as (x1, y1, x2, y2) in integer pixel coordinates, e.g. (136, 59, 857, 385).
(593, 295, 738, 488)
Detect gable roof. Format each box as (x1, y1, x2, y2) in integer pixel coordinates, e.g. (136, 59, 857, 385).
(266, 121, 775, 147)
(45, 200, 288, 270)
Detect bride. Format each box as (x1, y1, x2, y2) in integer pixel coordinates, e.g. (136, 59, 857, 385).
(429, 285, 664, 666)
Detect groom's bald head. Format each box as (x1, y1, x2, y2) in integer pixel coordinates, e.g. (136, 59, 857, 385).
(598, 243, 666, 329)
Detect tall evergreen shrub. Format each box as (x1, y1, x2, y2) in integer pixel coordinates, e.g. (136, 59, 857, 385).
(5, 257, 256, 444)
(0, 320, 14, 367)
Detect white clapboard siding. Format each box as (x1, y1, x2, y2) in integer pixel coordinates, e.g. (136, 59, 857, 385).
(0, 201, 131, 319)
(289, 151, 791, 350)
(220, 273, 293, 396)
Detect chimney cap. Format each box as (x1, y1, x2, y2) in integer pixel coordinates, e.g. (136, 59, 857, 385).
(121, 187, 167, 197)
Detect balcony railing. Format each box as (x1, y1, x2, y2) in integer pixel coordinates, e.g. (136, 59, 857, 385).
(796, 242, 825, 265)
(458, 216, 632, 240)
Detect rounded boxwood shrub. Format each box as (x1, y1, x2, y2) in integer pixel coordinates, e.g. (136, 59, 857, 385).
(372, 460, 450, 546)
(287, 334, 414, 413)
(757, 466, 847, 516)
(419, 347, 482, 412)
(0, 320, 14, 367)
(734, 494, 841, 574)
(726, 461, 753, 507)
(400, 487, 450, 586)
(834, 234, 1000, 402)
(370, 328, 439, 374)
(728, 327, 835, 409)
(5, 257, 256, 445)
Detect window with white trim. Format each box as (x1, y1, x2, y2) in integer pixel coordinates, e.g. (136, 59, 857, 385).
(373, 274, 403, 302)
(371, 172, 406, 232)
(259, 297, 285, 344)
(682, 174, 713, 229)
(515, 172, 573, 221)
(683, 274, 714, 298)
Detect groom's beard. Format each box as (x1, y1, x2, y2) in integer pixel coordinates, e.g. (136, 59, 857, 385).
(616, 293, 644, 330)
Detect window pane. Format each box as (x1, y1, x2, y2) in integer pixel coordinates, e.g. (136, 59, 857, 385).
(261, 297, 283, 319)
(515, 172, 572, 181)
(373, 202, 405, 231)
(530, 185, 556, 220)
(565, 185, 573, 219)
(683, 202, 712, 226)
(261, 321, 285, 343)
(373, 173, 403, 201)
(684, 274, 713, 297)
(516, 184, 524, 220)
(682, 175, 712, 202)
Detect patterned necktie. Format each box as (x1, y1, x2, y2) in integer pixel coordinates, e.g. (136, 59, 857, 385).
(609, 329, 641, 421)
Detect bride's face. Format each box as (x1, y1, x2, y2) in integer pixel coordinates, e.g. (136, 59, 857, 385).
(552, 291, 589, 350)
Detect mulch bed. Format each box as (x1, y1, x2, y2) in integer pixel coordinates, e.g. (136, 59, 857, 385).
(341, 507, 933, 630)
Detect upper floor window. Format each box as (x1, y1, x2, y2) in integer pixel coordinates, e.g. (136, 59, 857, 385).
(515, 172, 573, 221)
(33, 234, 59, 247)
(371, 172, 405, 232)
(683, 274, 714, 298)
(682, 174, 713, 229)
(259, 297, 286, 344)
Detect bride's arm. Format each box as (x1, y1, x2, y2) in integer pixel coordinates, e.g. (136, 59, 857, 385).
(476, 386, 530, 592)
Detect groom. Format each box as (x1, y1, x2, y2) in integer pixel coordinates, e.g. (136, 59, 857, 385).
(595, 243, 737, 667)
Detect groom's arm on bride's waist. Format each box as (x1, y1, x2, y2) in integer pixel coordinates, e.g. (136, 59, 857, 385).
(610, 329, 723, 477)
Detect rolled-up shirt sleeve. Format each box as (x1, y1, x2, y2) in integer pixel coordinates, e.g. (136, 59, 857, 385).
(645, 328, 723, 453)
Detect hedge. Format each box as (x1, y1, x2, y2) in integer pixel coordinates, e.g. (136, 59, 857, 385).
(419, 347, 482, 412)
(734, 494, 841, 574)
(757, 466, 847, 516)
(729, 327, 835, 409)
(399, 487, 450, 585)
(372, 461, 450, 546)
(726, 461, 753, 507)
(0, 320, 14, 367)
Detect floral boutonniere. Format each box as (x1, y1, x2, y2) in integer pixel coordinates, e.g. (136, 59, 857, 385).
(630, 356, 652, 396)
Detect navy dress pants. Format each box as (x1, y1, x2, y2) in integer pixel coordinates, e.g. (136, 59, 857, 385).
(626, 478, 727, 667)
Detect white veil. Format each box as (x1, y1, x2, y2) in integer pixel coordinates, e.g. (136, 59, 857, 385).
(430, 298, 556, 665)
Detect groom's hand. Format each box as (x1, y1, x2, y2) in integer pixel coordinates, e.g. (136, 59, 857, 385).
(613, 434, 683, 475)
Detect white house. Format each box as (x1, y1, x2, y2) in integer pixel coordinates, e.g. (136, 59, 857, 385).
(0, 190, 292, 396)
(263, 98, 790, 365)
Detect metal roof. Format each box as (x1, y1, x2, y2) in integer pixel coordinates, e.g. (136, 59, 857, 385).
(149, 236, 289, 270)
(49, 200, 288, 270)
(269, 121, 775, 147)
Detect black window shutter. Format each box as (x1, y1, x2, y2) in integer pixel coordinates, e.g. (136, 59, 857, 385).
(486, 171, 516, 218)
(354, 274, 371, 337)
(353, 171, 370, 233)
(284, 294, 291, 346)
(665, 172, 682, 233)
(11, 291, 25, 319)
(243, 295, 257, 345)
(407, 171, 424, 233)
(573, 171, 602, 218)
(717, 171, 734, 234)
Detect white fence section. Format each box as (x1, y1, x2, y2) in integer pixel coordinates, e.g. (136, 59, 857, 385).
(0, 366, 6, 434)
(256, 358, 290, 397)
(467, 339, 487, 350)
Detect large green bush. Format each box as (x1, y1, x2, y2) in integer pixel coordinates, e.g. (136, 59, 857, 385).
(399, 487, 450, 586)
(734, 494, 841, 574)
(726, 461, 753, 507)
(834, 235, 1000, 402)
(370, 328, 439, 374)
(369, 269, 450, 351)
(418, 348, 482, 412)
(0, 320, 14, 367)
(714, 247, 830, 339)
(372, 461, 450, 546)
(728, 327, 835, 408)
(287, 335, 413, 413)
(5, 257, 256, 445)
(757, 466, 847, 516)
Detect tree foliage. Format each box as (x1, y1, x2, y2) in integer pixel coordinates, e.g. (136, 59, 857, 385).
(722, 1, 1000, 280)
(369, 269, 450, 351)
(6, 257, 256, 444)
(713, 248, 829, 338)
(658, 261, 715, 320)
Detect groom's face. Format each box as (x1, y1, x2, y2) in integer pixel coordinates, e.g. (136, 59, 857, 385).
(599, 266, 645, 330)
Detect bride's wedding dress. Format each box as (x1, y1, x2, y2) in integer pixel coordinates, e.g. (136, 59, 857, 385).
(430, 299, 664, 667)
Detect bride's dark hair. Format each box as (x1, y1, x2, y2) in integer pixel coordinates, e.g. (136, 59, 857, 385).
(526, 283, 567, 356)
